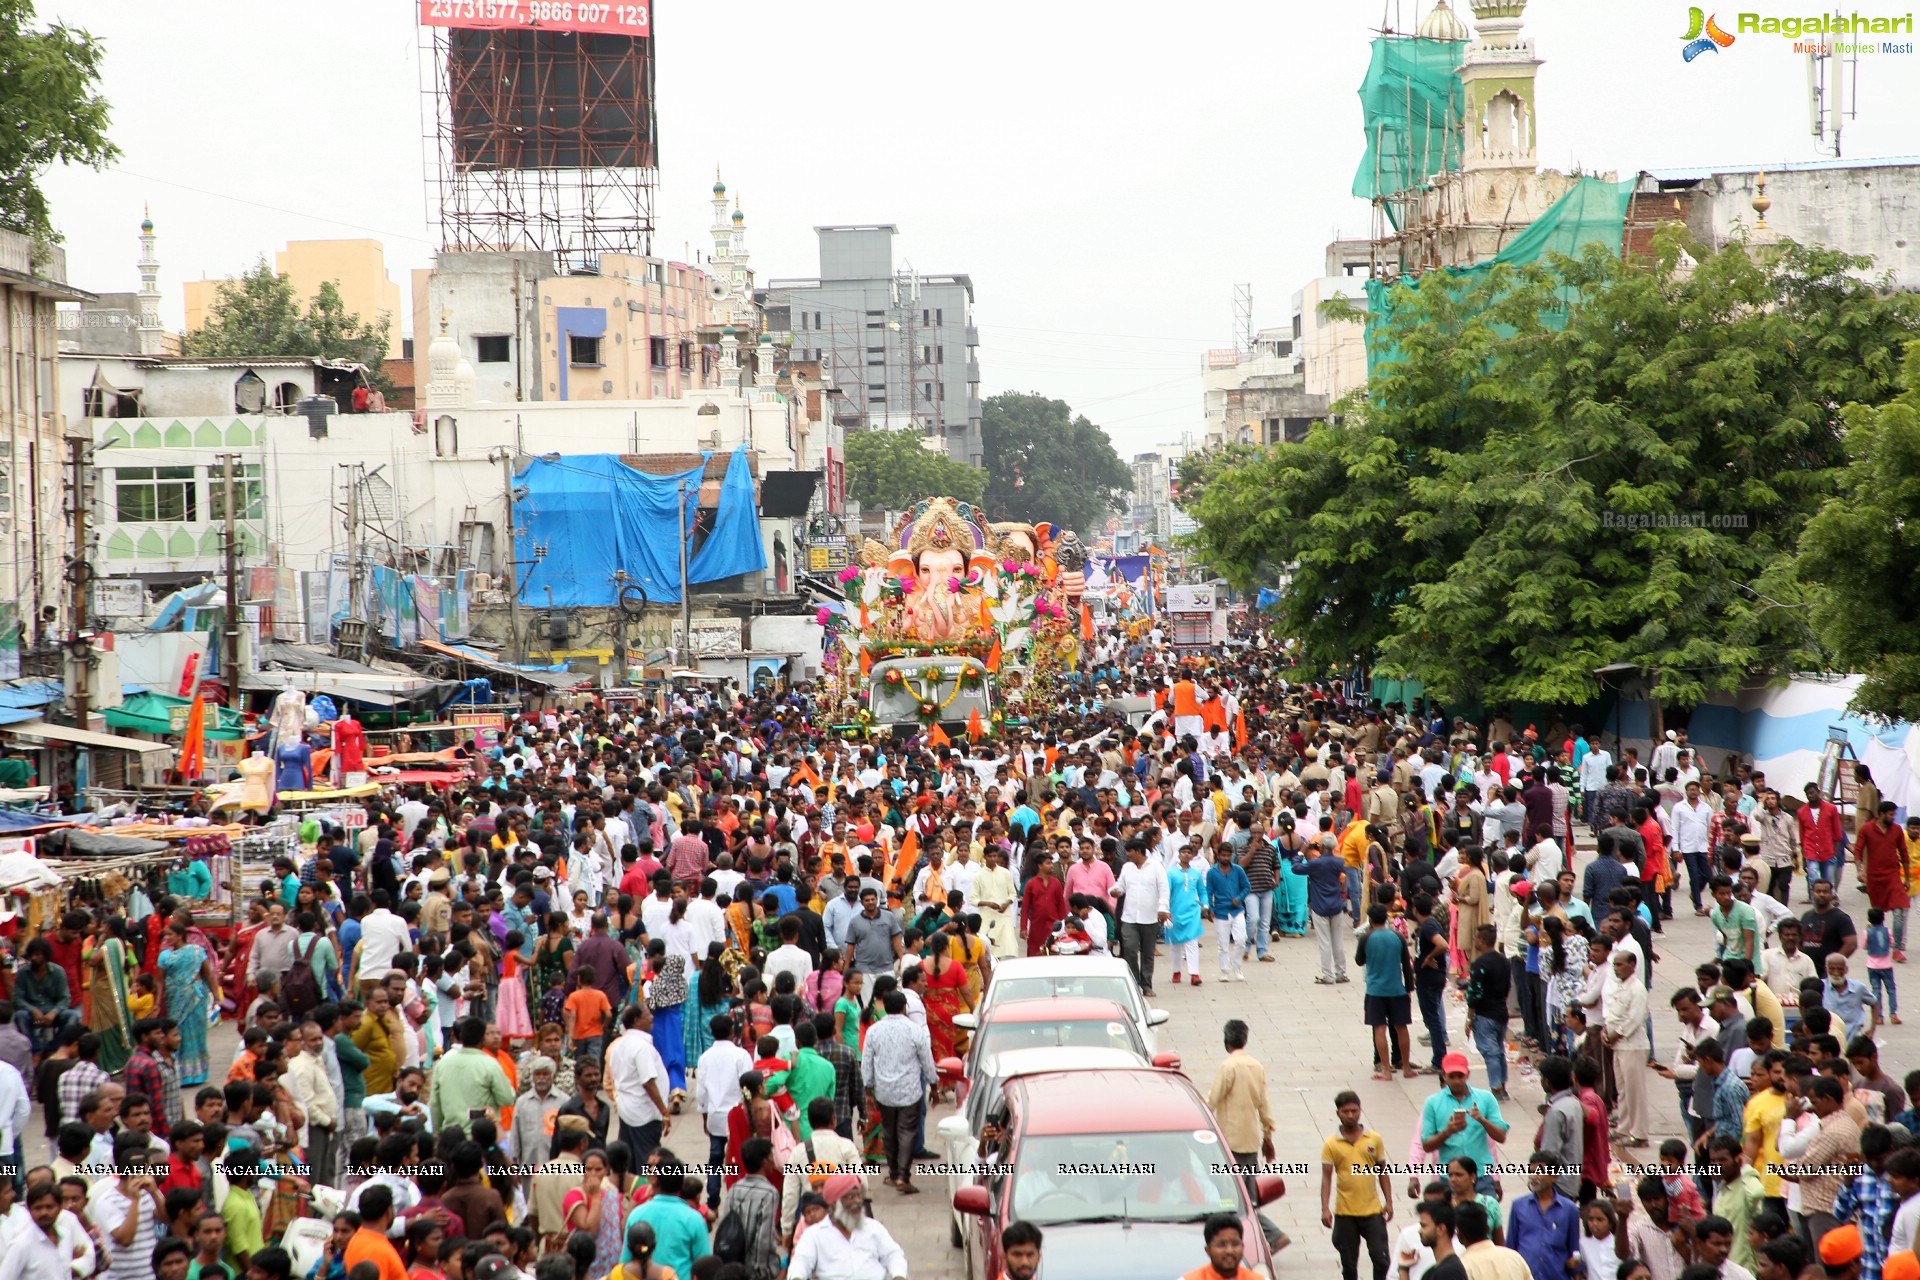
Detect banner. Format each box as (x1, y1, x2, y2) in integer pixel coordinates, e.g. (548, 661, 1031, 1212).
(419, 0, 650, 37)
(452, 710, 506, 753)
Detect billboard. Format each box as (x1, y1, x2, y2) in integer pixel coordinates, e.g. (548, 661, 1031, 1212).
(421, 0, 650, 37)
(447, 28, 656, 170)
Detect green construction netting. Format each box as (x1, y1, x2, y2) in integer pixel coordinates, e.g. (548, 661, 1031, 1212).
(1353, 36, 1466, 226)
(1361, 176, 1638, 375)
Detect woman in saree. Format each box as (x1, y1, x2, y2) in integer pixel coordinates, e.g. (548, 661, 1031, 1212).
(921, 926, 974, 1063)
(85, 915, 137, 1072)
(158, 919, 221, 1085)
(1274, 809, 1310, 937)
(723, 893, 757, 960)
(683, 943, 732, 1068)
(946, 913, 993, 1007)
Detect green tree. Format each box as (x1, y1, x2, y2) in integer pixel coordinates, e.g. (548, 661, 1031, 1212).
(0, 0, 118, 242)
(843, 425, 986, 510)
(981, 392, 1132, 537)
(1189, 229, 1920, 708)
(186, 260, 395, 392)
(1798, 342, 1920, 722)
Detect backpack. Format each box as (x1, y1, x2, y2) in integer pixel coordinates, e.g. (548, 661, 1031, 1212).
(712, 1202, 749, 1264)
(282, 936, 322, 1017)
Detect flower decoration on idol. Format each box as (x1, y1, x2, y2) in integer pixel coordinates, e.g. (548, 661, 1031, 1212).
(921, 664, 943, 682)
(946, 576, 964, 594)
(815, 606, 834, 626)
(919, 701, 938, 718)
(837, 565, 861, 585)
(883, 669, 904, 686)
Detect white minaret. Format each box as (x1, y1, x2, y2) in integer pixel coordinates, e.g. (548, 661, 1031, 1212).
(1462, 0, 1541, 171)
(137, 205, 164, 355)
(709, 168, 734, 325)
(729, 199, 750, 309)
(755, 331, 777, 404)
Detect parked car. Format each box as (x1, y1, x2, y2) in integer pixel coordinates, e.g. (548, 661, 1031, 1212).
(953, 1067, 1284, 1280)
(959, 954, 1170, 1052)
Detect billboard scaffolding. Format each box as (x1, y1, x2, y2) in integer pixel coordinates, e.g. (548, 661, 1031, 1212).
(421, 1, 656, 271)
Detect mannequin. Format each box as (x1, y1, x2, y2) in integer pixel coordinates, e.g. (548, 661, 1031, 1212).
(332, 714, 367, 787)
(269, 688, 309, 751)
(274, 739, 313, 793)
(238, 751, 275, 812)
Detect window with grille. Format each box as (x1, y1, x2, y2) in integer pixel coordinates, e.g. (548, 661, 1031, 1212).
(115, 467, 198, 523)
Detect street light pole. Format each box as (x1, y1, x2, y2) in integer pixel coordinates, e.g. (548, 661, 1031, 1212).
(491, 448, 522, 664)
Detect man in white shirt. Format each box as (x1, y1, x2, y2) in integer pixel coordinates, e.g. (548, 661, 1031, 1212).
(765, 918, 814, 988)
(1578, 746, 1614, 828)
(785, 1176, 908, 1280)
(709, 853, 746, 903)
(694, 1023, 753, 1210)
(1524, 835, 1564, 884)
(942, 846, 979, 911)
(1110, 841, 1171, 996)
(91, 1139, 163, 1280)
(685, 881, 728, 956)
(351, 898, 412, 992)
(603, 1004, 672, 1163)
(1763, 919, 1819, 1018)
(0, 1182, 79, 1280)
(1669, 780, 1716, 916)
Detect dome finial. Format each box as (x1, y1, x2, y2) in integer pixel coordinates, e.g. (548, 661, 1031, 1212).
(1418, 0, 1470, 40)
(1752, 170, 1772, 229)
(713, 165, 726, 196)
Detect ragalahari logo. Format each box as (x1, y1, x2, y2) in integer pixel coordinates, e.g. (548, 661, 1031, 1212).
(1681, 7, 1738, 58)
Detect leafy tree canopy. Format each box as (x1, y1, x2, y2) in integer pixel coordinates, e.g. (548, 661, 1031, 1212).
(843, 425, 985, 511)
(185, 261, 394, 392)
(1798, 342, 1920, 722)
(0, 0, 117, 243)
(1188, 228, 1920, 709)
(981, 392, 1132, 539)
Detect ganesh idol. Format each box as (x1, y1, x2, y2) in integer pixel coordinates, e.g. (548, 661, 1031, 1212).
(889, 498, 997, 643)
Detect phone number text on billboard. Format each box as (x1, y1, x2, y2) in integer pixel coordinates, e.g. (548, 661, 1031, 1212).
(420, 0, 650, 37)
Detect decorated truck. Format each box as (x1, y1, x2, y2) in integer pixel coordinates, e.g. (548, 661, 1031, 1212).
(822, 498, 1090, 738)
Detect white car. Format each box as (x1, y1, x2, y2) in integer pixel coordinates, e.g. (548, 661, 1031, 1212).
(956, 953, 1171, 1052)
(935, 1044, 1154, 1248)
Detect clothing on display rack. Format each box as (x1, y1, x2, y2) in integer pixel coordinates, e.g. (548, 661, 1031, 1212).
(274, 742, 313, 792)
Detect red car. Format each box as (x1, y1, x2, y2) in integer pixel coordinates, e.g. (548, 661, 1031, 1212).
(953, 1067, 1285, 1280)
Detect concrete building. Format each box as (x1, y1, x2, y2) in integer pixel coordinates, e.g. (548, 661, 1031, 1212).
(1200, 328, 1331, 450)
(409, 174, 759, 408)
(186, 238, 405, 358)
(0, 228, 89, 643)
(761, 225, 983, 466)
(81, 316, 802, 600)
(1628, 156, 1920, 287)
(1126, 450, 1177, 547)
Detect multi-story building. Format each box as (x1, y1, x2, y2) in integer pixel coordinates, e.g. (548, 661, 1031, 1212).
(761, 225, 982, 466)
(185, 238, 406, 358)
(1201, 328, 1331, 450)
(0, 228, 91, 645)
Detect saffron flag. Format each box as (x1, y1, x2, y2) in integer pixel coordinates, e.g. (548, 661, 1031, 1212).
(1080, 603, 1094, 641)
(927, 723, 952, 749)
(890, 830, 919, 901)
(986, 637, 1002, 673)
(967, 707, 985, 742)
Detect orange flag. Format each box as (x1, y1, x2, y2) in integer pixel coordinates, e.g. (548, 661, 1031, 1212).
(792, 761, 823, 792)
(1045, 746, 1059, 771)
(986, 636, 1003, 673)
(979, 595, 993, 628)
(927, 722, 952, 748)
(1235, 708, 1248, 748)
(890, 830, 919, 901)
(967, 707, 985, 741)
(1080, 602, 1094, 640)
(859, 648, 872, 676)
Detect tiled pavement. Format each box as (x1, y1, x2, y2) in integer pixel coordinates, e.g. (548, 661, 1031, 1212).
(60, 843, 1913, 1278)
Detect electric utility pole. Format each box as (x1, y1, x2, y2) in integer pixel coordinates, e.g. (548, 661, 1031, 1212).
(218, 452, 242, 708)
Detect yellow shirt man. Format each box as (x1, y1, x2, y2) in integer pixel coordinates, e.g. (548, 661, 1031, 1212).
(1339, 818, 1372, 871)
(1744, 1087, 1788, 1198)
(1320, 1125, 1388, 1219)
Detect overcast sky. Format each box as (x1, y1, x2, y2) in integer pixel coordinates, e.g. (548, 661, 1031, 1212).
(39, 0, 1920, 454)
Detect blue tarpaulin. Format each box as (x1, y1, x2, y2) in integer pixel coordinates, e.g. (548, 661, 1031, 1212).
(513, 447, 766, 607)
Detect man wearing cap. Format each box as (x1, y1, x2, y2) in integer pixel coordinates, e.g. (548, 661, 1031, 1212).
(786, 1174, 908, 1280)
(1419, 1054, 1510, 1196)
(1821, 1222, 1866, 1280)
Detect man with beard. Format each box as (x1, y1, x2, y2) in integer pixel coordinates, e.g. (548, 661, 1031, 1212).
(363, 1067, 432, 1133)
(784, 1174, 908, 1280)
(998, 1221, 1043, 1280)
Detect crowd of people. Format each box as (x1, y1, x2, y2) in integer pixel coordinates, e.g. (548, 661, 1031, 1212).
(0, 621, 1909, 1280)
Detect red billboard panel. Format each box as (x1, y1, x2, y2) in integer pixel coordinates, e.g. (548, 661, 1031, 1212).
(421, 0, 650, 38)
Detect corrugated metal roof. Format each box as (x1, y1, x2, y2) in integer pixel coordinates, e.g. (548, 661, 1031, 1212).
(1643, 155, 1920, 181)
